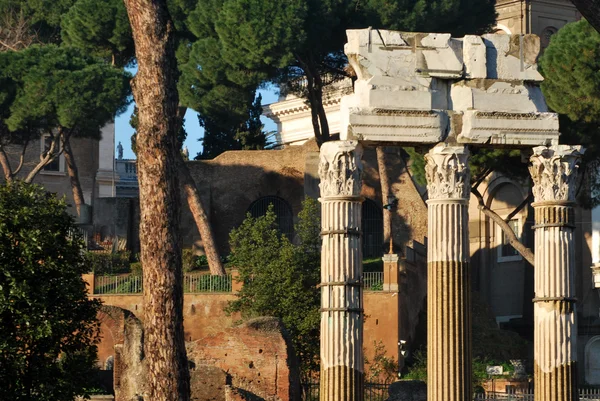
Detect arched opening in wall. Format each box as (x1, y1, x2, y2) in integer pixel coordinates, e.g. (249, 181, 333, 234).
(362, 199, 383, 258)
(586, 336, 600, 384)
(248, 196, 294, 239)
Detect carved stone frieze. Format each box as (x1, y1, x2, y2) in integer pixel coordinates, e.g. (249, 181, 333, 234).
(425, 144, 470, 200)
(318, 141, 363, 198)
(529, 145, 585, 203)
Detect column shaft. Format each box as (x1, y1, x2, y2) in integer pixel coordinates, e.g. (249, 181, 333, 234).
(319, 141, 364, 401)
(529, 145, 584, 401)
(425, 144, 472, 401)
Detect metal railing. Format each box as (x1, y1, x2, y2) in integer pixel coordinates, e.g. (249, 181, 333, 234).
(183, 273, 232, 293)
(363, 272, 384, 291)
(302, 381, 390, 401)
(94, 274, 143, 295)
(474, 389, 600, 400)
(93, 273, 232, 295)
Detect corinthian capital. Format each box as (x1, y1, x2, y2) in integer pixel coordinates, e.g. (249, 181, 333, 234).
(425, 144, 470, 200)
(529, 145, 585, 203)
(318, 141, 363, 198)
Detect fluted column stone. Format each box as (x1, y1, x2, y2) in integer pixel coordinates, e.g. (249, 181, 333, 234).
(529, 145, 584, 401)
(318, 141, 364, 401)
(425, 143, 472, 401)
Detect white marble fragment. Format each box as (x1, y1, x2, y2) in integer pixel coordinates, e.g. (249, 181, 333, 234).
(463, 36, 486, 79)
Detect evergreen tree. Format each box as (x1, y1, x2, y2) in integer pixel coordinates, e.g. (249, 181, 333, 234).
(540, 18, 600, 206)
(0, 45, 131, 211)
(61, 0, 134, 66)
(0, 182, 101, 401)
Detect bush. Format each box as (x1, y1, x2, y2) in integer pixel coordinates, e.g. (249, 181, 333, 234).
(227, 198, 321, 375)
(85, 251, 130, 274)
(0, 182, 101, 401)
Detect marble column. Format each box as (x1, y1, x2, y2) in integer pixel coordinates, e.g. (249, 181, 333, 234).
(529, 145, 584, 401)
(318, 141, 364, 401)
(425, 143, 471, 401)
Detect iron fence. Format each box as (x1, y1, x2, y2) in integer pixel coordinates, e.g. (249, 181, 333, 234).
(301, 385, 600, 401)
(94, 274, 143, 295)
(363, 272, 384, 291)
(93, 273, 232, 295)
(183, 273, 232, 293)
(474, 389, 600, 400)
(301, 381, 390, 401)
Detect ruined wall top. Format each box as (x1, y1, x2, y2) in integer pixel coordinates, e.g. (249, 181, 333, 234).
(340, 29, 559, 148)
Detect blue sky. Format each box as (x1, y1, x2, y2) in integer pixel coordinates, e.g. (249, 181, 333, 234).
(114, 73, 280, 160)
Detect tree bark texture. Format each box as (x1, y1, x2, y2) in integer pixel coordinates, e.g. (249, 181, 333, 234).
(62, 135, 85, 216)
(0, 148, 13, 182)
(375, 147, 392, 252)
(570, 0, 600, 32)
(122, 1, 190, 400)
(178, 157, 226, 276)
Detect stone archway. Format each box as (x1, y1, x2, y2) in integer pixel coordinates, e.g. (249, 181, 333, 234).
(585, 336, 600, 384)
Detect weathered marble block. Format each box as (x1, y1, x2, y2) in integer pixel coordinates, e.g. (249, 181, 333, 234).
(341, 29, 558, 147)
(458, 110, 559, 146)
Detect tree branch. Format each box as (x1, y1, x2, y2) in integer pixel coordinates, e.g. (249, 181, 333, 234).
(471, 186, 535, 266)
(25, 133, 61, 183)
(0, 146, 13, 182)
(12, 139, 29, 176)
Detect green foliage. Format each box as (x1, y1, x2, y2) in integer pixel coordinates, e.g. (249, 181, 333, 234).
(85, 251, 131, 274)
(365, 341, 399, 382)
(365, 0, 496, 37)
(0, 45, 131, 140)
(61, 0, 134, 67)
(540, 19, 600, 126)
(540, 19, 600, 206)
(227, 198, 321, 374)
(0, 182, 101, 401)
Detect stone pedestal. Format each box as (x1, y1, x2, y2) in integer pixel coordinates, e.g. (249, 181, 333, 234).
(529, 145, 584, 401)
(318, 141, 364, 401)
(383, 253, 400, 292)
(425, 144, 472, 401)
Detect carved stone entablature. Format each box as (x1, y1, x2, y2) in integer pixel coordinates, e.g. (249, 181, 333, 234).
(458, 110, 559, 147)
(341, 107, 448, 144)
(425, 144, 470, 200)
(318, 141, 364, 198)
(529, 145, 585, 203)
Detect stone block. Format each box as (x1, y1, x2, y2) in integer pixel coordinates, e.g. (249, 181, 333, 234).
(417, 33, 464, 78)
(341, 107, 448, 144)
(482, 34, 543, 81)
(386, 380, 426, 401)
(463, 35, 486, 79)
(451, 80, 548, 113)
(458, 110, 559, 146)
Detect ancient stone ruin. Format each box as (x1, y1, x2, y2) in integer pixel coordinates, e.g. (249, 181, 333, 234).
(318, 29, 583, 401)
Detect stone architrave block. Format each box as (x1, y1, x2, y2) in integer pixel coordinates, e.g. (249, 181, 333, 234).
(342, 107, 448, 144)
(463, 35, 486, 79)
(417, 33, 464, 78)
(451, 80, 548, 113)
(345, 30, 449, 111)
(482, 34, 544, 81)
(458, 110, 559, 146)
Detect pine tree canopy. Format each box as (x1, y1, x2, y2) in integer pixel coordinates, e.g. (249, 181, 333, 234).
(0, 45, 131, 139)
(539, 18, 600, 206)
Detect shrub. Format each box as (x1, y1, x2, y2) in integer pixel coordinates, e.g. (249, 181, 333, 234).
(0, 182, 101, 400)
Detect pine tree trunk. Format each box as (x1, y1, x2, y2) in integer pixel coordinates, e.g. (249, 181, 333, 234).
(376, 146, 392, 253)
(178, 157, 226, 276)
(122, 1, 190, 400)
(570, 0, 600, 32)
(62, 135, 85, 216)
